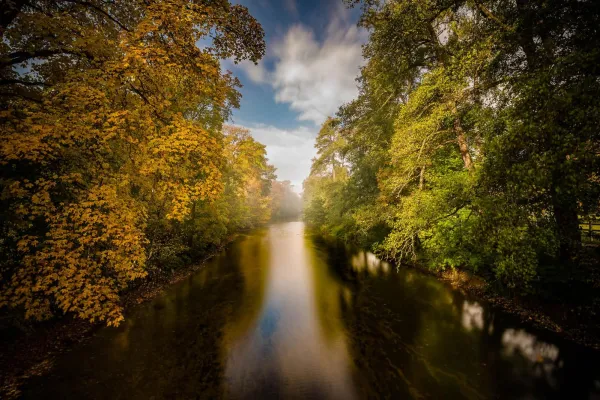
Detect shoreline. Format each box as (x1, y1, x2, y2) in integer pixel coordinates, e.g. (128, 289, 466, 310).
(414, 264, 600, 350)
(0, 237, 236, 399)
(315, 227, 600, 350)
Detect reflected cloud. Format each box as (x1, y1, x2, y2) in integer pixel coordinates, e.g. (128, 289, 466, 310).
(461, 300, 484, 332)
(350, 250, 390, 276)
(223, 222, 357, 399)
(502, 329, 559, 364)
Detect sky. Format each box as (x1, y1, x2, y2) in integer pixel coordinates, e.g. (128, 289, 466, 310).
(223, 0, 368, 192)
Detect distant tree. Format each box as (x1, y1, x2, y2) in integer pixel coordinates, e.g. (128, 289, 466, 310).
(271, 180, 302, 220)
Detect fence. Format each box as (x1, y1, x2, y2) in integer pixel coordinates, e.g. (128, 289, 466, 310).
(581, 218, 600, 243)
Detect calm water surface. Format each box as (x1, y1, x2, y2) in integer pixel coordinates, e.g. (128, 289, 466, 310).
(23, 222, 600, 399)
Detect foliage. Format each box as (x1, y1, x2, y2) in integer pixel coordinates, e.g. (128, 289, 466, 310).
(0, 1, 270, 325)
(306, 0, 600, 293)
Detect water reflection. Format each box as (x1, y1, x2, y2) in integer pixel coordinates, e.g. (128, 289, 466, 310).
(462, 300, 484, 332)
(502, 329, 560, 365)
(350, 250, 391, 275)
(314, 235, 600, 399)
(21, 222, 600, 399)
(223, 222, 357, 399)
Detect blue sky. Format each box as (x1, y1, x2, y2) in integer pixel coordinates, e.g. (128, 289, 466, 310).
(223, 0, 367, 191)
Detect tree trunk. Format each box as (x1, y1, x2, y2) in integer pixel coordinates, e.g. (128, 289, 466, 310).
(551, 184, 582, 262)
(454, 116, 473, 170)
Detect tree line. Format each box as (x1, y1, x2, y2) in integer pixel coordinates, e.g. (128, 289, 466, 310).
(304, 0, 600, 293)
(0, 0, 301, 326)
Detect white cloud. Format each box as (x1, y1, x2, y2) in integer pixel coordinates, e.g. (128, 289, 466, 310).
(237, 123, 318, 192)
(227, 8, 366, 190)
(237, 13, 366, 126)
(235, 59, 269, 84)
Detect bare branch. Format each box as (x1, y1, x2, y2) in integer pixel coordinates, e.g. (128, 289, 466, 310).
(0, 49, 95, 68)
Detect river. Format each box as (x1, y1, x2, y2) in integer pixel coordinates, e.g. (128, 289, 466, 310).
(22, 221, 600, 399)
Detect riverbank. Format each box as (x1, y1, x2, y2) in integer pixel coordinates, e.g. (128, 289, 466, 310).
(0, 237, 236, 399)
(410, 251, 600, 350)
(312, 229, 600, 350)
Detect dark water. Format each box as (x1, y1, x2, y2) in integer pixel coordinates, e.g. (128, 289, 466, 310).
(23, 222, 600, 399)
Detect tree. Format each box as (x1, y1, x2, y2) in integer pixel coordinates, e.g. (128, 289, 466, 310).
(270, 180, 302, 220)
(303, 118, 353, 237)
(222, 125, 275, 228)
(0, 0, 265, 325)
(308, 0, 600, 291)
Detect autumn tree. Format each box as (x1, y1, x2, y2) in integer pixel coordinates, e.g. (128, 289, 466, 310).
(222, 125, 275, 228)
(175, 125, 276, 263)
(0, 0, 265, 325)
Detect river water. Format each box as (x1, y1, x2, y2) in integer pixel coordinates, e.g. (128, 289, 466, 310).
(23, 222, 600, 399)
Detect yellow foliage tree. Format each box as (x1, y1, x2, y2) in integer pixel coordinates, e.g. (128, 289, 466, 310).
(222, 125, 275, 228)
(0, 0, 265, 325)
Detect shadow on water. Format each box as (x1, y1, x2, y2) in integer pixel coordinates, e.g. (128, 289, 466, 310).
(22, 222, 600, 399)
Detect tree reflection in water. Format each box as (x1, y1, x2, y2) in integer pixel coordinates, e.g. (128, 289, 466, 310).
(222, 222, 357, 400)
(317, 236, 600, 399)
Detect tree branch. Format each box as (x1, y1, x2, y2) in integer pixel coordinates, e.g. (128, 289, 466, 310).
(0, 0, 24, 38)
(0, 48, 95, 68)
(473, 0, 512, 32)
(0, 78, 49, 86)
(0, 91, 43, 103)
(62, 0, 131, 32)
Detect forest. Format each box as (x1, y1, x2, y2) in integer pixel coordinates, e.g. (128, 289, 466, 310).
(304, 0, 600, 297)
(0, 0, 301, 327)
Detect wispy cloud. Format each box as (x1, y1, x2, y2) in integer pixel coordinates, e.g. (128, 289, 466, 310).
(225, 4, 366, 189)
(236, 11, 366, 125)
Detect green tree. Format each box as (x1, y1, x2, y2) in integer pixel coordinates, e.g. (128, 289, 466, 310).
(307, 0, 600, 291)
